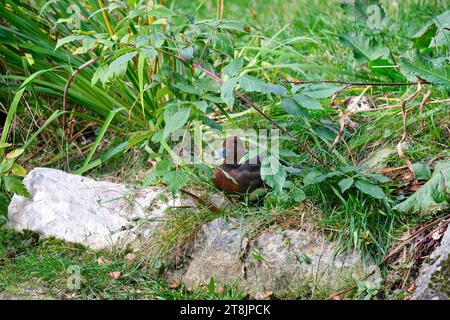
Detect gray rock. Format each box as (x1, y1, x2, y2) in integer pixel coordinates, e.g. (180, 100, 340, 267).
(7, 168, 185, 250)
(413, 224, 450, 300)
(180, 218, 373, 295)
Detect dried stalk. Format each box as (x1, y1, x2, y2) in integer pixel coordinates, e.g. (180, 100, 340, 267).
(62, 57, 98, 129)
(396, 81, 423, 181)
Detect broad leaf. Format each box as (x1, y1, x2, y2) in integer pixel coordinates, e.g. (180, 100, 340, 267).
(339, 33, 389, 63)
(300, 84, 342, 98)
(413, 163, 432, 181)
(261, 156, 286, 193)
(355, 179, 386, 200)
(220, 77, 238, 106)
(394, 160, 450, 214)
(303, 171, 326, 186)
(105, 51, 138, 82)
(3, 176, 30, 198)
(222, 57, 244, 77)
(293, 94, 323, 110)
(162, 170, 189, 194)
(399, 55, 450, 89)
(339, 177, 354, 193)
(163, 107, 191, 139)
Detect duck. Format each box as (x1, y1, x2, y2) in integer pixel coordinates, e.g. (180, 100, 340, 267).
(212, 136, 266, 197)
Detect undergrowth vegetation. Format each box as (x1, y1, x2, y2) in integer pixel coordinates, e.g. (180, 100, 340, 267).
(0, 0, 449, 299)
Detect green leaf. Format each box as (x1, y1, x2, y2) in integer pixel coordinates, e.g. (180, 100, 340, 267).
(10, 163, 27, 177)
(141, 47, 157, 60)
(261, 156, 286, 193)
(55, 34, 85, 50)
(291, 187, 306, 203)
(355, 179, 386, 200)
(105, 51, 138, 82)
(368, 58, 405, 81)
(301, 84, 342, 98)
(222, 57, 244, 77)
(0, 159, 14, 174)
(0, 194, 8, 217)
(163, 107, 191, 139)
(412, 23, 438, 49)
(338, 177, 354, 193)
(282, 98, 306, 116)
(293, 94, 323, 110)
(162, 171, 189, 194)
(239, 75, 286, 95)
(220, 77, 238, 106)
(303, 171, 326, 186)
(399, 55, 450, 89)
(0, 143, 12, 149)
(180, 46, 194, 62)
(3, 176, 30, 198)
(413, 163, 432, 181)
(394, 160, 450, 214)
(194, 101, 208, 113)
(339, 33, 389, 63)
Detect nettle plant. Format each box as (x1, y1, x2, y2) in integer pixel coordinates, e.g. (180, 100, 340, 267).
(55, 1, 333, 197)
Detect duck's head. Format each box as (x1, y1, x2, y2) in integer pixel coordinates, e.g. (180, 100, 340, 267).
(214, 136, 245, 166)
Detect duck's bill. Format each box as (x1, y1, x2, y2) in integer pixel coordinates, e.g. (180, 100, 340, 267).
(213, 148, 228, 160)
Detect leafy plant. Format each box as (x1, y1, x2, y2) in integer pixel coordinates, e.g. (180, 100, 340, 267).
(303, 166, 390, 201)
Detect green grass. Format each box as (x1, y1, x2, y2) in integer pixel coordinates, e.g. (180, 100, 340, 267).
(0, 228, 246, 299)
(1, 0, 449, 300)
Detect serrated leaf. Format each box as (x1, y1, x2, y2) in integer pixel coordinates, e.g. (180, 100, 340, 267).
(339, 33, 389, 63)
(399, 55, 450, 88)
(222, 57, 243, 77)
(261, 156, 286, 193)
(220, 77, 238, 106)
(162, 171, 189, 194)
(238, 75, 286, 96)
(282, 98, 303, 116)
(303, 171, 326, 186)
(293, 94, 323, 110)
(301, 84, 342, 98)
(163, 107, 190, 139)
(338, 177, 354, 193)
(3, 176, 30, 198)
(355, 179, 386, 199)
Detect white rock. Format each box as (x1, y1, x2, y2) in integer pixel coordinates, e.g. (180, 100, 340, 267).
(7, 168, 183, 250)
